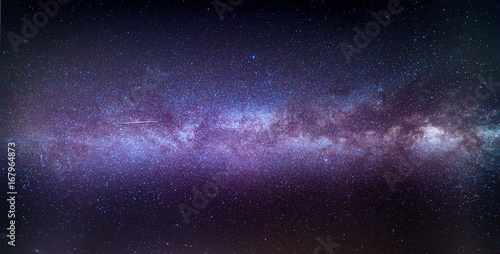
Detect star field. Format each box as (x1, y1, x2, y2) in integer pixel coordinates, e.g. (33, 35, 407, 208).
(1, 0, 499, 253)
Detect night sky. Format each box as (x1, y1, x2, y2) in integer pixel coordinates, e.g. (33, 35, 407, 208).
(1, 0, 499, 253)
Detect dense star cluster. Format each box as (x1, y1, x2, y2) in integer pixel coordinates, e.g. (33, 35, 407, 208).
(14, 70, 499, 179)
(14, 83, 497, 173)
(1, 0, 499, 253)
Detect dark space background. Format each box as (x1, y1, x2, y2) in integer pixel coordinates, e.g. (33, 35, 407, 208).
(0, 0, 499, 253)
